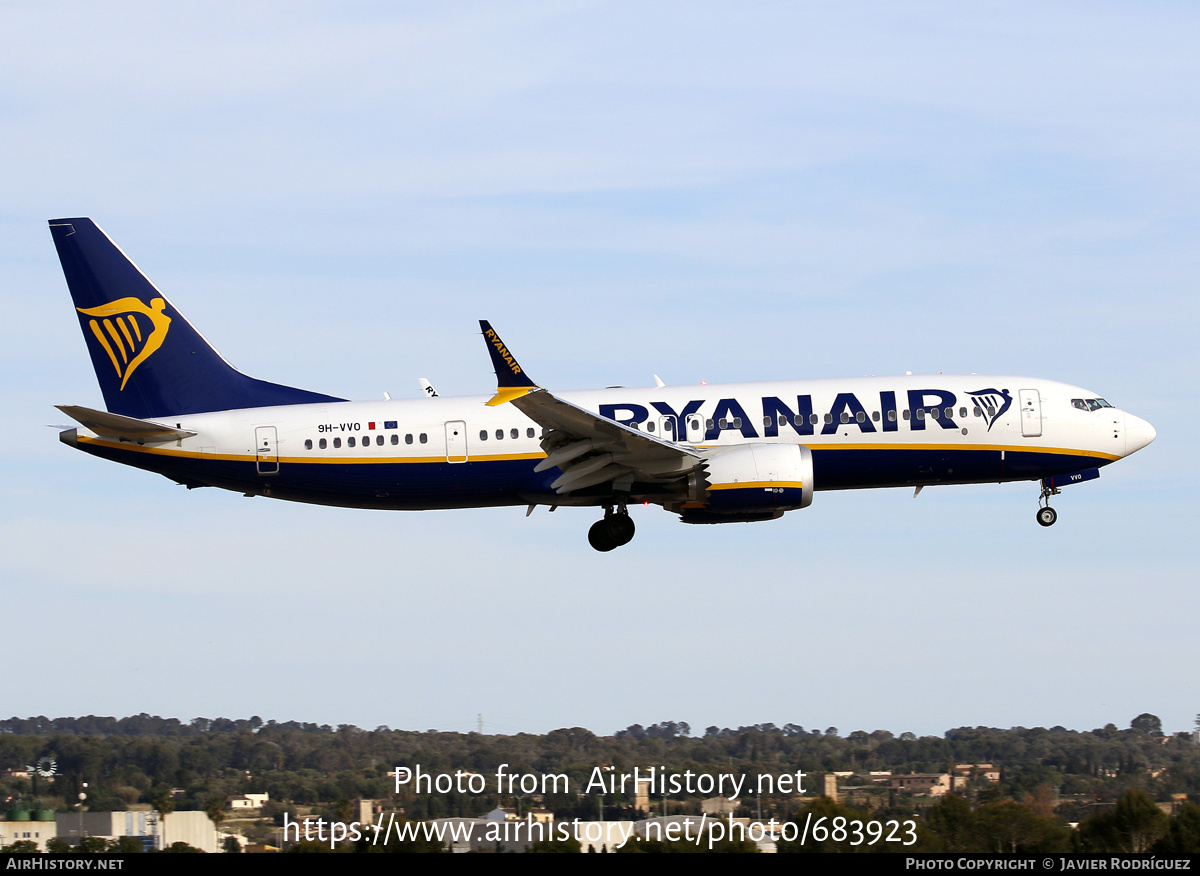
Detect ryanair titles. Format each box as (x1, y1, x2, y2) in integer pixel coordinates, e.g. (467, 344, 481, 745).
(599, 387, 1013, 441)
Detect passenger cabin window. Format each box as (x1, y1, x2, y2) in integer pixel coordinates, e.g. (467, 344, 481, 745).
(974, 407, 982, 417)
(856, 411, 866, 423)
(319, 438, 327, 449)
(480, 430, 488, 440)
(419, 433, 427, 444)
(510, 428, 518, 439)
(376, 435, 384, 446)
(526, 427, 535, 438)
(872, 411, 880, 422)
(305, 439, 313, 450)
(348, 437, 356, 447)
(406, 434, 413, 444)
(840, 412, 849, 424)
(706, 418, 714, 430)
(496, 429, 504, 440)
(333, 437, 341, 448)
(647, 421, 655, 432)
(959, 407, 967, 418)
(718, 418, 728, 429)
(810, 413, 820, 425)
(888, 410, 896, 422)
(903, 409, 910, 420)
(734, 418, 742, 428)
(824, 413, 833, 424)
(391, 434, 398, 445)
(916, 409, 925, 420)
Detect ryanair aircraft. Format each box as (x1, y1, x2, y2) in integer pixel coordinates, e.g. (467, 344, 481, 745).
(50, 218, 1156, 551)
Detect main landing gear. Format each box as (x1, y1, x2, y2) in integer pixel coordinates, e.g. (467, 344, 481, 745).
(588, 506, 636, 552)
(1037, 482, 1059, 527)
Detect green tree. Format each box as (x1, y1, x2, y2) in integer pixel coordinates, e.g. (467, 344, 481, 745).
(78, 836, 110, 853)
(975, 800, 1070, 853)
(1131, 714, 1163, 736)
(205, 797, 227, 834)
(777, 797, 875, 853)
(151, 787, 175, 846)
(922, 794, 979, 851)
(1077, 789, 1169, 852)
(1153, 803, 1200, 853)
(159, 841, 203, 853)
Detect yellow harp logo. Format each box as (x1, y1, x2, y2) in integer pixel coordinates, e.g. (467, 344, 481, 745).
(77, 297, 172, 390)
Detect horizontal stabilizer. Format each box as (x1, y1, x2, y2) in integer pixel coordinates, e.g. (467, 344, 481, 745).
(56, 404, 196, 444)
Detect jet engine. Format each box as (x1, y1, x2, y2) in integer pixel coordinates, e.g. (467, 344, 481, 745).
(678, 444, 813, 524)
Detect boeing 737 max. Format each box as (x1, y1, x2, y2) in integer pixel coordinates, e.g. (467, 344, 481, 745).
(49, 218, 1156, 551)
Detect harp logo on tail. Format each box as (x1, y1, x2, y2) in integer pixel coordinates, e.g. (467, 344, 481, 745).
(967, 388, 1013, 431)
(77, 297, 172, 390)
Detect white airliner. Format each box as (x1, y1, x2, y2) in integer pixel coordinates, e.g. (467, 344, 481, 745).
(50, 218, 1156, 551)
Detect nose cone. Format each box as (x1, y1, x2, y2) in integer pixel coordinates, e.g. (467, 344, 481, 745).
(1124, 413, 1156, 456)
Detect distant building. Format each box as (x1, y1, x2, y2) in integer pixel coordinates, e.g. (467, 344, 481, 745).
(55, 810, 218, 853)
(226, 792, 269, 810)
(1, 811, 57, 852)
(890, 774, 953, 797)
(701, 796, 737, 816)
(954, 764, 1000, 783)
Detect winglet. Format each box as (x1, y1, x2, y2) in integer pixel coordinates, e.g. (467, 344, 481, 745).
(479, 320, 538, 406)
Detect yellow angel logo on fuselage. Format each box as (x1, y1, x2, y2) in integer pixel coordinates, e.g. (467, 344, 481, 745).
(77, 297, 172, 390)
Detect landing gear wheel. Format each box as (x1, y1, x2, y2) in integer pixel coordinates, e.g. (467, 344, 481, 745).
(606, 513, 635, 546)
(1036, 506, 1057, 527)
(588, 519, 618, 552)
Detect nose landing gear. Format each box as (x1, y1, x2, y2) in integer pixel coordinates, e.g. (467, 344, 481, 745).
(588, 506, 636, 551)
(1037, 482, 1060, 527)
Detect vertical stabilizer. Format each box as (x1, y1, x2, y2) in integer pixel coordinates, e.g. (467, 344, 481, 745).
(50, 218, 344, 418)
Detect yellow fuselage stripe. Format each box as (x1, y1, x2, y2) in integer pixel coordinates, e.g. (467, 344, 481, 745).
(76, 435, 1119, 464)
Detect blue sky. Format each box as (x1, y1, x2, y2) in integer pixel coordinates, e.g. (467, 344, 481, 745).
(1, 2, 1196, 738)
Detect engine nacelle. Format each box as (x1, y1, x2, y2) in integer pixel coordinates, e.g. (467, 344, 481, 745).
(680, 444, 813, 523)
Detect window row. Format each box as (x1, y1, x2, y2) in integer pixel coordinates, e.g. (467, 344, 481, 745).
(478, 427, 537, 441)
(304, 433, 428, 450)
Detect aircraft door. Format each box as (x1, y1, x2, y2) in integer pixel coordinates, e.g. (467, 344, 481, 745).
(1019, 389, 1042, 437)
(255, 426, 279, 475)
(445, 420, 468, 463)
(658, 416, 677, 442)
(685, 415, 704, 443)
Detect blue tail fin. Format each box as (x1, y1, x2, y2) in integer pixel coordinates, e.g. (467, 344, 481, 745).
(50, 218, 344, 419)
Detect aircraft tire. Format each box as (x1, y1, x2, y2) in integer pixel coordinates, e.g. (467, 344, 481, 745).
(1036, 507, 1057, 527)
(606, 514, 636, 546)
(588, 519, 618, 552)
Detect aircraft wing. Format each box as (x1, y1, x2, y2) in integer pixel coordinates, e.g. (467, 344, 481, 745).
(478, 321, 701, 494)
(56, 404, 197, 444)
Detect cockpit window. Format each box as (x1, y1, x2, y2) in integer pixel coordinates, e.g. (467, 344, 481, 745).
(1073, 397, 1114, 412)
